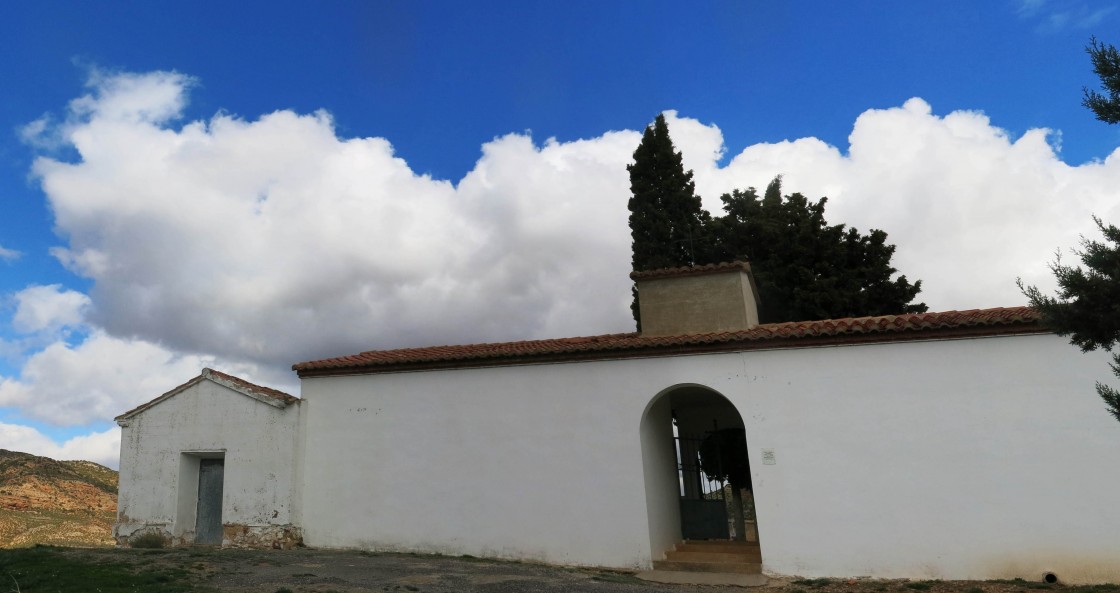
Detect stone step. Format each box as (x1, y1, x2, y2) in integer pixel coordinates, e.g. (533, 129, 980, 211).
(652, 560, 763, 574)
(665, 550, 761, 563)
(680, 539, 759, 545)
(676, 541, 761, 555)
(636, 570, 769, 587)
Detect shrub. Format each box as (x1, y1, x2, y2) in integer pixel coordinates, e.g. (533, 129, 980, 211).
(130, 532, 168, 549)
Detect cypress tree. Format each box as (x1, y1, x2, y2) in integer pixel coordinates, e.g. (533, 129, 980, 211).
(626, 117, 926, 328)
(1020, 219, 1120, 421)
(709, 176, 927, 324)
(627, 114, 711, 327)
(1021, 37, 1120, 422)
(1084, 37, 1120, 124)
(628, 114, 710, 271)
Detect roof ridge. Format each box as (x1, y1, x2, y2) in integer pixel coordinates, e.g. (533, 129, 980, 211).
(115, 368, 297, 422)
(202, 368, 298, 404)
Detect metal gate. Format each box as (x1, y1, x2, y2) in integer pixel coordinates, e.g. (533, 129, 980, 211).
(676, 434, 755, 540)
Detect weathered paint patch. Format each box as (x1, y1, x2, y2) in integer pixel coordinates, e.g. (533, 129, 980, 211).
(982, 552, 1120, 585)
(115, 523, 302, 549)
(222, 523, 303, 550)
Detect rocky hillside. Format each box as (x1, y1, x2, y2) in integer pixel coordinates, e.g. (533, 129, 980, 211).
(0, 449, 117, 547)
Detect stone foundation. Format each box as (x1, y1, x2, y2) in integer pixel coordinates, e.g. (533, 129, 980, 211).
(222, 523, 303, 549)
(114, 521, 302, 549)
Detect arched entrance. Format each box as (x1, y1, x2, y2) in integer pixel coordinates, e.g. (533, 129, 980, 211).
(640, 384, 759, 565)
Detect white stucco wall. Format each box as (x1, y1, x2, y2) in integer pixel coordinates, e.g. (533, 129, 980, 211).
(639, 391, 684, 559)
(116, 379, 301, 544)
(298, 333, 1120, 582)
(299, 360, 661, 567)
(740, 334, 1120, 582)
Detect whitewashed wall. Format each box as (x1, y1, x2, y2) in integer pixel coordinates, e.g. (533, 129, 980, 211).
(116, 379, 301, 544)
(741, 334, 1120, 583)
(298, 333, 1120, 582)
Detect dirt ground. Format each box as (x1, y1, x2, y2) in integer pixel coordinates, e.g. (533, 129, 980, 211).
(60, 546, 1097, 593)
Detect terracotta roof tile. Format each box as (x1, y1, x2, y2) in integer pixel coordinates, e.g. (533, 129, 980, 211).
(205, 368, 299, 405)
(630, 261, 753, 281)
(293, 306, 1043, 377)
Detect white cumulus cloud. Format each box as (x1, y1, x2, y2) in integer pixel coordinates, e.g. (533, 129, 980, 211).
(22, 69, 1120, 379)
(11, 69, 1120, 468)
(12, 284, 91, 334)
(30, 71, 638, 368)
(0, 424, 121, 469)
(0, 245, 20, 262)
(669, 99, 1120, 310)
(0, 330, 267, 426)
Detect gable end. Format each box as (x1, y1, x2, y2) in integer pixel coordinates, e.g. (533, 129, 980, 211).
(115, 368, 297, 425)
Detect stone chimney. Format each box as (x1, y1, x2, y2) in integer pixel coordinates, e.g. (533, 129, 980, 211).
(630, 261, 761, 337)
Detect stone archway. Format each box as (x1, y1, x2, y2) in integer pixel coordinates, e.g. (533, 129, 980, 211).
(640, 384, 758, 564)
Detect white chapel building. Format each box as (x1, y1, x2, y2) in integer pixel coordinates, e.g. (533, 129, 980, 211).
(114, 262, 1120, 583)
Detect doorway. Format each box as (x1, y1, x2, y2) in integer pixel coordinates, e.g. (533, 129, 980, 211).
(640, 385, 758, 557)
(195, 458, 225, 544)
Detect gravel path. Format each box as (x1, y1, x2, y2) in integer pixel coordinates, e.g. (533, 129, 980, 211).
(61, 547, 1084, 593)
(66, 547, 741, 592)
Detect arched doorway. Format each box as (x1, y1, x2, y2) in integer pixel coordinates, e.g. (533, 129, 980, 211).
(640, 384, 759, 564)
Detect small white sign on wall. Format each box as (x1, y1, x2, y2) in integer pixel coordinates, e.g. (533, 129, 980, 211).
(761, 448, 776, 465)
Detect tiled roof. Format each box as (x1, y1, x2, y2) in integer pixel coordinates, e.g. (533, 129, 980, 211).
(293, 306, 1043, 377)
(630, 261, 753, 281)
(205, 368, 299, 406)
(115, 368, 298, 422)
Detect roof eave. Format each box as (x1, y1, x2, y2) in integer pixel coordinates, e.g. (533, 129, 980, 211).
(114, 375, 207, 423)
(203, 369, 297, 409)
(115, 368, 297, 423)
(295, 322, 1050, 379)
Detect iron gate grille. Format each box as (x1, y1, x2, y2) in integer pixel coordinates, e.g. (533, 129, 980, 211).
(675, 434, 756, 540)
(676, 435, 727, 501)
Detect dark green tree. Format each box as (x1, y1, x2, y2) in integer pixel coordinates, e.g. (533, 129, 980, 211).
(1083, 37, 1120, 124)
(627, 114, 712, 326)
(1020, 37, 1120, 422)
(626, 116, 925, 327)
(1020, 219, 1120, 421)
(708, 176, 927, 323)
(627, 114, 711, 271)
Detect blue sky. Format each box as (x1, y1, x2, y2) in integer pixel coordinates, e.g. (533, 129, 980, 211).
(0, 1, 1118, 467)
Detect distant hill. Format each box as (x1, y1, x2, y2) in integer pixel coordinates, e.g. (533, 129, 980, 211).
(0, 449, 117, 547)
